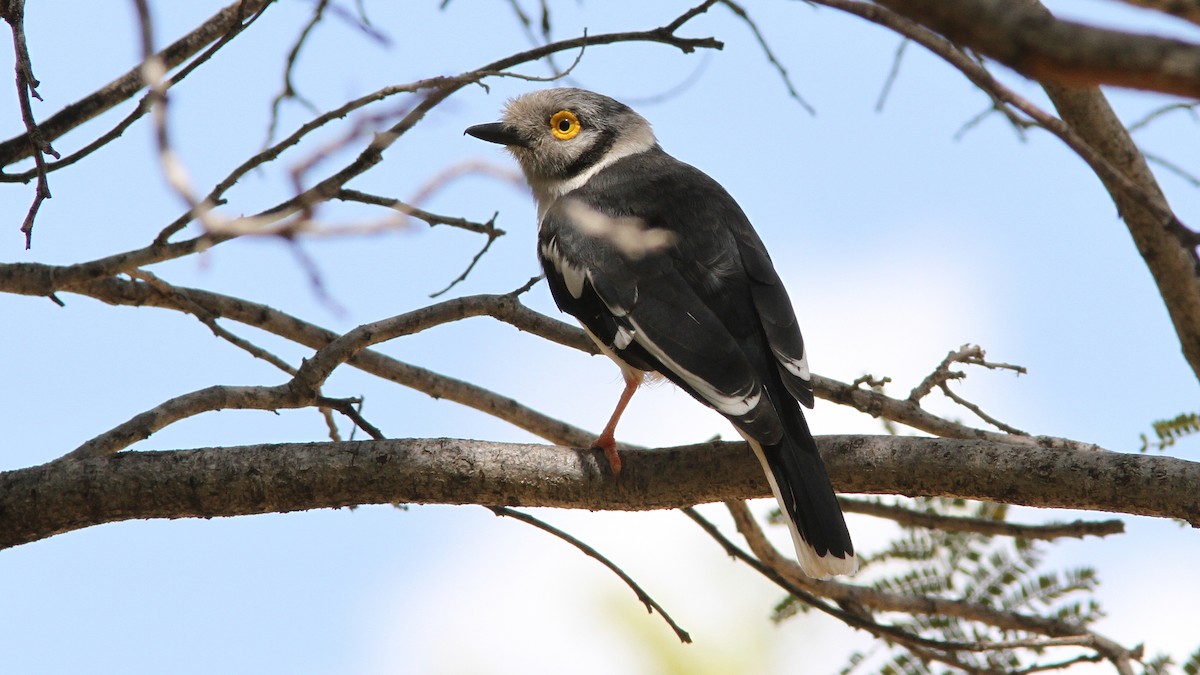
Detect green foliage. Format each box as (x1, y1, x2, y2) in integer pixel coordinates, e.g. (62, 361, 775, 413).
(1183, 645, 1200, 675)
(776, 497, 1106, 674)
(1140, 411, 1200, 452)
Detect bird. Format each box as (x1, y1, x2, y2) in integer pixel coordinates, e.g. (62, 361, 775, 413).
(465, 88, 856, 578)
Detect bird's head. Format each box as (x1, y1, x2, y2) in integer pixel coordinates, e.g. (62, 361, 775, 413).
(466, 88, 657, 203)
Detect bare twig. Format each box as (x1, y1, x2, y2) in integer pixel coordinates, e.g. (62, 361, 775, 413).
(336, 189, 506, 236)
(0, 0, 268, 184)
(1127, 100, 1200, 134)
(909, 344, 1024, 402)
(316, 396, 386, 440)
(839, 497, 1125, 540)
(264, 0, 328, 145)
(720, 501, 1140, 673)
(429, 229, 503, 298)
(489, 506, 691, 643)
(0, 0, 275, 168)
(718, 0, 815, 114)
(3, 0, 59, 247)
(875, 37, 909, 112)
(939, 381, 1029, 435)
(152, 10, 723, 245)
(1145, 152, 1200, 188)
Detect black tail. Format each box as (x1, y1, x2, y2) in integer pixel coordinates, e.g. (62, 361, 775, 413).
(752, 391, 855, 577)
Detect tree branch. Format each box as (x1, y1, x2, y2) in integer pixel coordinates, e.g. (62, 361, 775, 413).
(838, 497, 1125, 540)
(814, 0, 1200, 385)
(722, 501, 1140, 673)
(0, 263, 1117, 454)
(0, 0, 272, 168)
(2, 435, 1196, 551)
(874, 0, 1200, 98)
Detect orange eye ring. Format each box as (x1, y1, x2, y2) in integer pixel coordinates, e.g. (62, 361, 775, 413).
(550, 110, 581, 140)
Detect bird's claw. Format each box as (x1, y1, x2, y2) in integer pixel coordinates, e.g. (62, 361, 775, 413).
(591, 434, 622, 477)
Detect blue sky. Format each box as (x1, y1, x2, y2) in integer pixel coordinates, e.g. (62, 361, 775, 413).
(2, 1, 1199, 673)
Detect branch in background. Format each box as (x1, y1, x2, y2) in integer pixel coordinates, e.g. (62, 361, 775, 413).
(489, 506, 692, 643)
(813, 0, 1200, 387)
(0, 0, 273, 169)
(263, 0, 328, 145)
(0, 0, 269, 185)
(152, 10, 722, 246)
(1116, 0, 1200, 27)
(2, 0, 59, 248)
(1040, 79, 1200, 384)
(839, 497, 1125, 540)
(0, 263, 1105, 455)
(719, 501, 1140, 673)
(874, 0, 1200, 98)
(334, 188, 507, 297)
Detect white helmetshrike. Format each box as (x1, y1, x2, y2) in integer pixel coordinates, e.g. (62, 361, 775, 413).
(467, 88, 856, 578)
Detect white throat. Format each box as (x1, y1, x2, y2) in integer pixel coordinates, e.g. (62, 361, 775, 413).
(531, 125, 657, 223)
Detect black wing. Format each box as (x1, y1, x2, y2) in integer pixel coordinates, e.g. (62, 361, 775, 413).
(537, 147, 812, 442)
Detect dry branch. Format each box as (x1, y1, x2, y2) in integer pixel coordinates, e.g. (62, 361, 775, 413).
(722, 502, 1140, 672)
(814, 0, 1200, 387)
(1, 435, 1196, 551)
(839, 498, 1125, 540)
(875, 0, 1200, 98)
(0, 264, 1115, 454)
(0, 0, 272, 168)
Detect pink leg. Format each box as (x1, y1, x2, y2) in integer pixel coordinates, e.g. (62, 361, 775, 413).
(592, 373, 642, 476)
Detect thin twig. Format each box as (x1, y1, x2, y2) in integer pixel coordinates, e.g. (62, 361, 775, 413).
(0, 0, 275, 169)
(336, 189, 506, 236)
(0, 1, 269, 185)
(429, 228, 502, 298)
(683, 507, 1028, 672)
(839, 497, 1125, 540)
(316, 396, 386, 440)
(718, 501, 1139, 673)
(718, 0, 815, 114)
(3, 0, 58, 248)
(489, 506, 692, 643)
(939, 381, 1029, 435)
(875, 37, 909, 112)
(264, 0, 328, 146)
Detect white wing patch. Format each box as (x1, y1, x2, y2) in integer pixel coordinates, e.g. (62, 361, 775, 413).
(775, 348, 811, 381)
(628, 316, 761, 417)
(541, 239, 588, 300)
(613, 325, 635, 350)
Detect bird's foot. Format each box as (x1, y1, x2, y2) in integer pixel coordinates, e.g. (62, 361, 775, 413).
(591, 433, 622, 477)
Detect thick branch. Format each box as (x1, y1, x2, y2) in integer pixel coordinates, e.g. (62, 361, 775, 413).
(815, 0, 1200, 384)
(1, 435, 1196, 550)
(875, 0, 1200, 98)
(1040, 81, 1200, 383)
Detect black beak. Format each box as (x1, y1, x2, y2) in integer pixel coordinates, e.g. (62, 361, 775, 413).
(465, 122, 528, 148)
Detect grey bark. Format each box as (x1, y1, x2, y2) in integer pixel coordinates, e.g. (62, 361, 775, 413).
(2, 435, 1195, 550)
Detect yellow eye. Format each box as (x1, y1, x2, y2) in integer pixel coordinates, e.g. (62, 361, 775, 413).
(549, 110, 581, 140)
